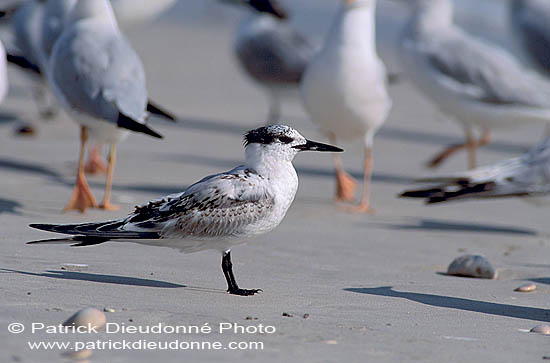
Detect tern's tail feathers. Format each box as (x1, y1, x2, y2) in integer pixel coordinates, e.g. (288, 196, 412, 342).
(27, 236, 110, 247)
(147, 100, 176, 121)
(28, 222, 161, 244)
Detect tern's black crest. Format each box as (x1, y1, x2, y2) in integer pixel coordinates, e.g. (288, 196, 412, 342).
(243, 125, 294, 147)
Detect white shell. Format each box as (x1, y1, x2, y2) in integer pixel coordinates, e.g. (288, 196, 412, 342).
(447, 254, 497, 279)
(514, 283, 536, 292)
(63, 307, 106, 330)
(62, 348, 93, 360)
(60, 263, 88, 272)
(530, 325, 550, 335)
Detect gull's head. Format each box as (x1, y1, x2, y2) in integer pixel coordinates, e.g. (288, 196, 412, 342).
(243, 125, 343, 164)
(221, 0, 287, 19)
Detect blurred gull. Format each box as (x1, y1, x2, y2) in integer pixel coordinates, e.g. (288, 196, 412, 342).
(301, 0, 391, 213)
(48, 0, 163, 212)
(510, 0, 550, 74)
(400, 135, 550, 204)
(226, 0, 315, 124)
(396, 0, 550, 169)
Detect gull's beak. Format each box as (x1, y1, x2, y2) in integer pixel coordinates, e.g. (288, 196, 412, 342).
(293, 140, 344, 152)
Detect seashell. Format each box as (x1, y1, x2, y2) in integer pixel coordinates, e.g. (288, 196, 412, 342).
(63, 308, 106, 331)
(514, 283, 536, 292)
(530, 325, 550, 335)
(60, 263, 88, 272)
(447, 254, 497, 279)
(62, 348, 93, 360)
(103, 307, 115, 313)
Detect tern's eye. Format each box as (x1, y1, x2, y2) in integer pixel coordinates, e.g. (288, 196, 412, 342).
(279, 136, 294, 144)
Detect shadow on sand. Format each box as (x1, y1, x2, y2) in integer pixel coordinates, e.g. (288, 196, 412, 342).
(376, 218, 537, 236)
(344, 286, 550, 322)
(0, 198, 22, 215)
(1, 269, 185, 288)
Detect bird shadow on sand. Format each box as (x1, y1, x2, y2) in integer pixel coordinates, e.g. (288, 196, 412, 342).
(371, 218, 537, 236)
(156, 153, 414, 185)
(0, 157, 63, 180)
(161, 115, 250, 135)
(0, 111, 20, 124)
(0, 198, 22, 215)
(377, 126, 530, 154)
(0, 269, 185, 288)
(528, 277, 550, 286)
(344, 286, 550, 322)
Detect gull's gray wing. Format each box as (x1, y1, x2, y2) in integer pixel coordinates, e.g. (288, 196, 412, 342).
(511, 0, 550, 72)
(419, 30, 550, 109)
(235, 17, 315, 84)
(50, 21, 147, 123)
(401, 138, 550, 203)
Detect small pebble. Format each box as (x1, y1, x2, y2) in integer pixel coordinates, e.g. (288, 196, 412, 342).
(103, 307, 115, 313)
(303, 313, 310, 319)
(325, 340, 338, 345)
(61, 263, 88, 272)
(515, 283, 536, 292)
(530, 325, 550, 335)
(62, 349, 93, 361)
(447, 254, 497, 279)
(63, 308, 106, 330)
(282, 312, 293, 317)
(15, 125, 36, 136)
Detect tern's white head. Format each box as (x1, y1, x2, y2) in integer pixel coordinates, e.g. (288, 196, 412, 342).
(68, 0, 118, 29)
(243, 125, 342, 169)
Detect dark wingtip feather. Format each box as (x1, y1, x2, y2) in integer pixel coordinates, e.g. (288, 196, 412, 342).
(117, 113, 163, 139)
(399, 188, 443, 199)
(147, 100, 176, 121)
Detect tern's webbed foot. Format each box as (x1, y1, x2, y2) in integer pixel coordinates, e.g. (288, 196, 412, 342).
(227, 288, 262, 296)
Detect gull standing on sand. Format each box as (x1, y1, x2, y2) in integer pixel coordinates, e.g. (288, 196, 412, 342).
(510, 0, 550, 74)
(400, 135, 550, 204)
(48, 0, 163, 213)
(301, 0, 391, 213)
(228, 0, 315, 124)
(27, 125, 343, 296)
(396, 0, 550, 169)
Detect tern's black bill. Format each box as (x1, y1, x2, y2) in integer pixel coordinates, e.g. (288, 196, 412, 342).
(293, 140, 343, 152)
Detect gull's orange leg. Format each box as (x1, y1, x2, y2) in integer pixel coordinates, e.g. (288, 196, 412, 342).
(84, 143, 108, 175)
(329, 134, 357, 202)
(98, 143, 120, 211)
(346, 145, 375, 214)
(427, 127, 491, 169)
(64, 126, 97, 213)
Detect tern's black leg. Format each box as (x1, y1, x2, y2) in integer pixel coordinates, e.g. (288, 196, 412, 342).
(221, 250, 261, 296)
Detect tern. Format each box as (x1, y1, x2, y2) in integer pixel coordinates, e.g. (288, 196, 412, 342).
(28, 125, 343, 296)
